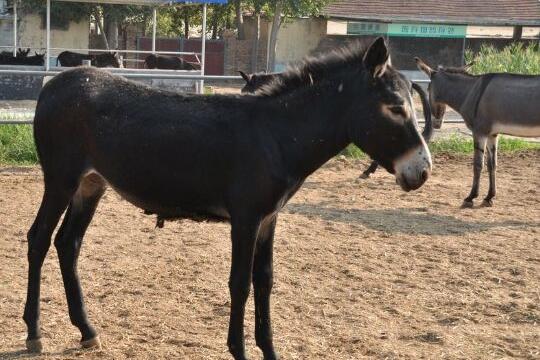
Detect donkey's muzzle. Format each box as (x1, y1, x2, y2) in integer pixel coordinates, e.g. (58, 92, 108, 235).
(394, 144, 432, 192)
(433, 118, 443, 129)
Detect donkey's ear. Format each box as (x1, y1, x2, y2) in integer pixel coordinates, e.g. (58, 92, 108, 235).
(238, 70, 251, 82)
(415, 57, 434, 76)
(363, 37, 390, 78)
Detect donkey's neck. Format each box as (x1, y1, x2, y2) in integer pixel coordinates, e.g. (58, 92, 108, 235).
(437, 73, 478, 116)
(266, 83, 352, 178)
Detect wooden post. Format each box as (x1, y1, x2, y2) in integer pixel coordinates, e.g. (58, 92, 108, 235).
(513, 26, 523, 40)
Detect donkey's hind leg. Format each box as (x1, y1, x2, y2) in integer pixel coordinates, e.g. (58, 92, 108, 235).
(24, 179, 79, 352)
(54, 172, 106, 349)
(483, 135, 498, 207)
(462, 135, 487, 208)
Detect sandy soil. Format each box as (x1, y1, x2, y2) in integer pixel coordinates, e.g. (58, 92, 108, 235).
(0, 152, 539, 360)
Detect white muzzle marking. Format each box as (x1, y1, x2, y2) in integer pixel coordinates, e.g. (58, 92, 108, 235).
(393, 140, 432, 192)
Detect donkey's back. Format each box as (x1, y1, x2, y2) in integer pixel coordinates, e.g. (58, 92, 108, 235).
(477, 73, 540, 136)
(34, 67, 261, 218)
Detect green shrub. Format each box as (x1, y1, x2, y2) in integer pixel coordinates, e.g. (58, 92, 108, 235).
(343, 135, 539, 159)
(0, 125, 38, 164)
(465, 43, 540, 75)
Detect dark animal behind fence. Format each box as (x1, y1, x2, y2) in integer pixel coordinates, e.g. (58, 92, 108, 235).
(0, 51, 44, 66)
(416, 57, 540, 207)
(145, 54, 200, 70)
(57, 51, 120, 67)
(24, 38, 431, 360)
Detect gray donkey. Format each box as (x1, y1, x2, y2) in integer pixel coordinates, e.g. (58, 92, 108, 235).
(416, 57, 540, 208)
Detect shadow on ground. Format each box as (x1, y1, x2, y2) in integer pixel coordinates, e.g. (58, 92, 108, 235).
(284, 203, 538, 236)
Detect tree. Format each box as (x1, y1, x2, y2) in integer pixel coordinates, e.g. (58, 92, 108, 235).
(234, 0, 245, 40)
(266, 0, 331, 71)
(19, 0, 151, 50)
(209, 4, 234, 39)
(250, 0, 264, 72)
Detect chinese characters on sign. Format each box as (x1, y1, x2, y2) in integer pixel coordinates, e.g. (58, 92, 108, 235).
(347, 22, 467, 38)
(347, 22, 388, 35)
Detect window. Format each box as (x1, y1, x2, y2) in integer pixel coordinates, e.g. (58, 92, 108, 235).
(0, 0, 13, 17)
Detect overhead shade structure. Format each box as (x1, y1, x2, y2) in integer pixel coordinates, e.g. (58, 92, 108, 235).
(49, 0, 228, 93)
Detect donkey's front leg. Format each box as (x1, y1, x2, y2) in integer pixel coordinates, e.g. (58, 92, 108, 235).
(462, 134, 487, 208)
(253, 216, 278, 360)
(359, 161, 379, 179)
(228, 214, 261, 360)
(483, 135, 499, 207)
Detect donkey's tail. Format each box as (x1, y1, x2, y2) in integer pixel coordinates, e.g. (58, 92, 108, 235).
(412, 82, 433, 143)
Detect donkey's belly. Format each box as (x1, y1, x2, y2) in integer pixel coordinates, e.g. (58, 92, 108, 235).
(116, 188, 231, 222)
(491, 123, 540, 138)
(95, 171, 232, 223)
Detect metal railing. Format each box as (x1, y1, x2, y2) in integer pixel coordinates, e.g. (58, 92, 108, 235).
(0, 68, 435, 125)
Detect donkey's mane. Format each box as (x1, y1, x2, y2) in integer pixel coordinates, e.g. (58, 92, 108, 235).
(257, 42, 370, 97)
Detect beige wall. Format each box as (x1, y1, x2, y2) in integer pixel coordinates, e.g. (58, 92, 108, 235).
(18, 13, 89, 62)
(0, 17, 14, 48)
(274, 18, 326, 71)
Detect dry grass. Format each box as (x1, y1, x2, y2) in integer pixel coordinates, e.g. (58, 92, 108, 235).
(0, 152, 539, 359)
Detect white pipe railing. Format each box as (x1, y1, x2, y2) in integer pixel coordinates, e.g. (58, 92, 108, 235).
(45, 0, 50, 71)
(199, 3, 207, 93)
(0, 69, 239, 80)
(152, 7, 157, 54)
(49, 48, 200, 56)
(12, 0, 17, 56)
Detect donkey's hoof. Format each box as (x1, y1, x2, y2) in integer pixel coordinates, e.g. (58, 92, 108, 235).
(461, 200, 474, 208)
(81, 336, 101, 350)
(482, 199, 493, 207)
(26, 338, 43, 353)
(359, 172, 370, 180)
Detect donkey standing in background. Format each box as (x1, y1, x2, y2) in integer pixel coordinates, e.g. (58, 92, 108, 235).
(239, 71, 278, 93)
(56, 51, 121, 68)
(145, 54, 200, 70)
(416, 57, 540, 208)
(24, 38, 431, 360)
(240, 71, 433, 179)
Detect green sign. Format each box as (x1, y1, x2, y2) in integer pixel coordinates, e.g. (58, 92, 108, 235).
(347, 22, 467, 38)
(347, 22, 388, 35)
(388, 23, 467, 38)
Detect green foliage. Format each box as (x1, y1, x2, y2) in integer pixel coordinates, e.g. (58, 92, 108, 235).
(19, 0, 92, 29)
(0, 125, 38, 165)
(342, 135, 540, 160)
(281, 0, 330, 18)
(428, 135, 540, 154)
(341, 144, 367, 159)
(0, 126, 538, 166)
(254, 0, 331, 18)
(465, 43, 540, 75)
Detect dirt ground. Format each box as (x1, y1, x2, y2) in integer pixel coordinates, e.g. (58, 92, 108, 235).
(0, 152, 539, 360)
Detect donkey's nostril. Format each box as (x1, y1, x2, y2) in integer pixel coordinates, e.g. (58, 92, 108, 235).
(421, 169, 429, 182)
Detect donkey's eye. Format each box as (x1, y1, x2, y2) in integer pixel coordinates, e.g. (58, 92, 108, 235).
(389, 106, 407, 117)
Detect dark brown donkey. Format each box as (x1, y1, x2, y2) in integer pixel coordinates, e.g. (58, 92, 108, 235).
(416, 57, 540, 207)
(24, 38, 431, 359)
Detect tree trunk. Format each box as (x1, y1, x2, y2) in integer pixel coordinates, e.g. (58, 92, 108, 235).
(250, 12, 260, 73)
(267, 1, 282, 72)
(234, 0, 245, 40)
(94, 9, 110, 50)
(211, 9, 218, 39)
(105, 17, 119, 50)
(225, 9, 232, 29)
(184, 13, 189, 38)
